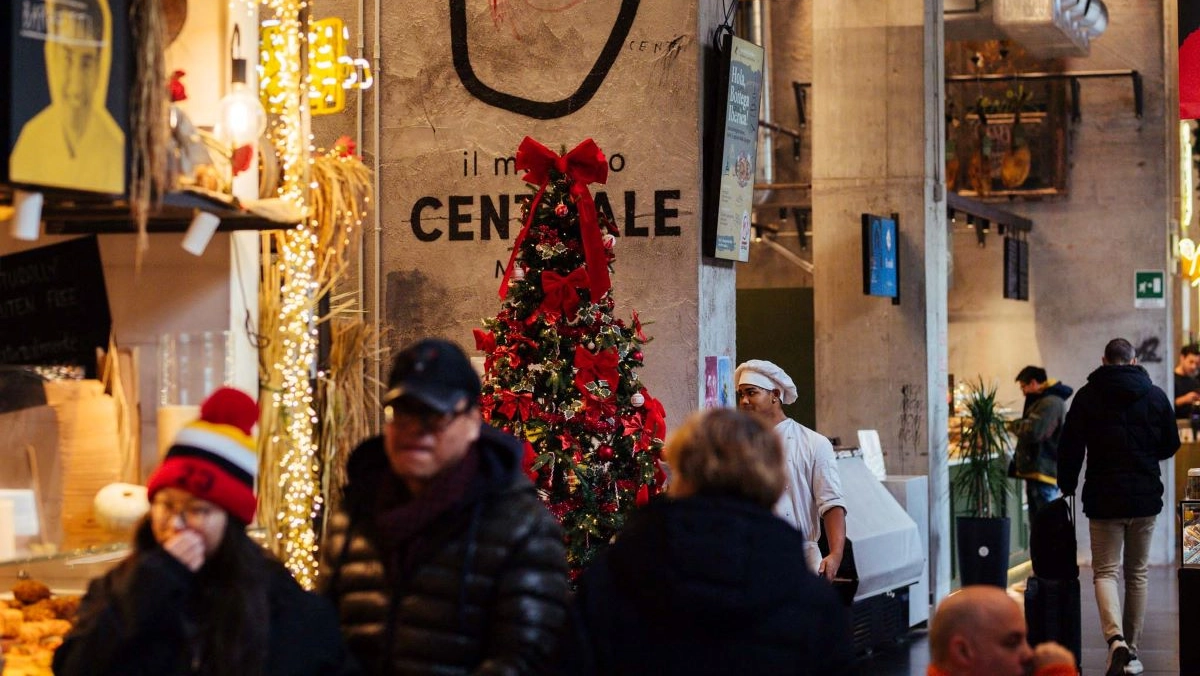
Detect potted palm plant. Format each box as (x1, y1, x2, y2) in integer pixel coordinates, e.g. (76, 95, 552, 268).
(953, 377, 1013, 587)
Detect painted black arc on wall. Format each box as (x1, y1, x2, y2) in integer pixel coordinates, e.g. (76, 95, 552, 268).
(449, 0, 640, 120)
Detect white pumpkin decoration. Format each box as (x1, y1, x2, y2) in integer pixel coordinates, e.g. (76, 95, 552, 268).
(94, 483, 150, 533)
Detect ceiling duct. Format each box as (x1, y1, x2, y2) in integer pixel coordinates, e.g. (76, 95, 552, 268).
(992, 0, 1108, 57)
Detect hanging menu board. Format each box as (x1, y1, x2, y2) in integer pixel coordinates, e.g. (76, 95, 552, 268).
(0, 236, 112, 376)
(703, 34, 764, 262)
(1004, 235, 1029, 301)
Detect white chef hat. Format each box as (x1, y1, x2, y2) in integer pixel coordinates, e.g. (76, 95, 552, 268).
(734, 359, 798, 405)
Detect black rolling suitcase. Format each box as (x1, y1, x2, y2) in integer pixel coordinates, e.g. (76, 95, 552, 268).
(1024, 495, 1082, 671)
(1025, 576, 1081, 668)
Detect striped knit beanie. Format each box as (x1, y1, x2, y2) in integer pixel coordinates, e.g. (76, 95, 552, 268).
(147, 387, 259, 524)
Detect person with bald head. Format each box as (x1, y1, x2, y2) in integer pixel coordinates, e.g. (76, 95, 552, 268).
(735, 359, 847, 581)
(928, 585, 1076, 676)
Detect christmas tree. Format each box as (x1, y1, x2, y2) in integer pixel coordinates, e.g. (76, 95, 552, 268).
(474, 137, 667, 578)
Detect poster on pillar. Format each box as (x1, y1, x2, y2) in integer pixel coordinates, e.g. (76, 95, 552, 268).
(1, 0, 130, 194)
(382, 0, 701, 415)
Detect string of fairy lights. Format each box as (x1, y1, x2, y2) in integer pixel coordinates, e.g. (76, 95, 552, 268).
(258, 0, 322, 588)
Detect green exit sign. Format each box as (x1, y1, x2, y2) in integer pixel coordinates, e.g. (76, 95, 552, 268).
(1135, 270, 1165, 309)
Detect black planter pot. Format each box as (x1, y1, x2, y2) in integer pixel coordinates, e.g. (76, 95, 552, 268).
(956, 516, 1011, 588)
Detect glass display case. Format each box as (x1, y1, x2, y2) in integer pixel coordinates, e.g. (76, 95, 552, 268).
(1183, 500, 1200, 567)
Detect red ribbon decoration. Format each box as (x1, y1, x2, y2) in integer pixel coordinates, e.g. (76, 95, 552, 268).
(639, 388, 667, 441)
(573, 345, 619, 401)
(521, 441, 539, 482)
(631, 309, 647, 342)
(540, 267, 589, 317)
(498, 390, 534, 420)
(499, 137, 611, 301)
(472, 328, 496, 353)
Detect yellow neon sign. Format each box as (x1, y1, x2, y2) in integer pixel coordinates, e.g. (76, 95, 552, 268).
(260, 17, 373, 116)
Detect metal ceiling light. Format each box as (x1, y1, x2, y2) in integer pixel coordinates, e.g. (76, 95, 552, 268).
(994, 0, 1109, 57)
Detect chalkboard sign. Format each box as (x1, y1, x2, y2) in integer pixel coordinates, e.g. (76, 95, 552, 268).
(0, 236, 111, 376)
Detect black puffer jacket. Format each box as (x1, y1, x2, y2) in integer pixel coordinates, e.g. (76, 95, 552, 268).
(1058, 364, 1180, 518)
(53, 530, 356, 676)
(562, 495, 856, 675)
(322, 424, 569, 675)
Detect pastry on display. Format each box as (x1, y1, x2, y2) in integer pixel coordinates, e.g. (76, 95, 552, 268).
(1, 580, 80, 676)
(7, 583, 48, 608)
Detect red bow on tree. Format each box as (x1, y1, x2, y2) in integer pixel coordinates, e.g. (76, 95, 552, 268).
(639, 389, 667, 441)
(498, 390, 534, 420)
(521, 442, 539, 482)
(499, 137, 611, 301)
(573, 345, 619, 401)
(540, 267, 589, 317)
(631, 310, 648, 342)
(472, 328, 496, 353)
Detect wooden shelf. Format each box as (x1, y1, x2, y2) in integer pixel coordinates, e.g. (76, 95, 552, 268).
(1, 184, 299, 235)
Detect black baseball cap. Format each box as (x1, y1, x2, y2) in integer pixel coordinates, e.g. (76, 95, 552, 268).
(384, 338, 482, 413)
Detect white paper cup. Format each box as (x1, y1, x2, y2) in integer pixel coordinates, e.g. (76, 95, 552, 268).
(9, 189, 43, 241)
(182, 211, 221, 255)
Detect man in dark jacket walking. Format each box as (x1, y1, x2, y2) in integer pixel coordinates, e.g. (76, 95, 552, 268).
(322, 338, 569, 675)
(1058, 338, 1180, 676)
(1011, 365, 1073, 526)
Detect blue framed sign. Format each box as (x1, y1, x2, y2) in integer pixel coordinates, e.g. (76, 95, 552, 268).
(862, 213, 899, 303)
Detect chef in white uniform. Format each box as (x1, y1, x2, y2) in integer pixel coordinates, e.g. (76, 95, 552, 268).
(735, 360, 848, 581)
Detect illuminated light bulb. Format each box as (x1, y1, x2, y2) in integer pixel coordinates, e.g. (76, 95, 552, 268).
(1180, 238, 1197, 260)
(216, 25, 268, 149)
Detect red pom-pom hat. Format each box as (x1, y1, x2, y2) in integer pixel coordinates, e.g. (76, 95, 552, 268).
(147, 387, 260, 524)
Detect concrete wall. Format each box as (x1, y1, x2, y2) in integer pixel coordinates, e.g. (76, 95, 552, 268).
(948, 229, 1038, 407)
(811, 0, 948, 597)
(946, 0, 1177, 563)
(314, 0, 735, 424)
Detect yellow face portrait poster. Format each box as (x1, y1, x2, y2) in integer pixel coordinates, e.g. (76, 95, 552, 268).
(7, 0, 128, 195)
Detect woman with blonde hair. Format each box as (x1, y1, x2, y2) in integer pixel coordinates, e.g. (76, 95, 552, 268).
(563, 408, 855, 675)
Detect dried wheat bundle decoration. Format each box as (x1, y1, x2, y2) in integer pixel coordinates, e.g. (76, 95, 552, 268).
(128, 0, 169, 266)
(310, 143, 372, 283)
(309, 143, 374, 540)
(317, 310, 384, 536)
(255, 231, 286, 536)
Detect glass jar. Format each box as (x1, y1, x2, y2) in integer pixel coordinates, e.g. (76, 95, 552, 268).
(1188, 468, 1200, 501)
(156, 331, 232, 457)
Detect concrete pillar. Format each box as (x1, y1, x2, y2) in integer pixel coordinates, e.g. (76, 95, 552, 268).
(311, 0, 735, 426)
(812, 0, 950, 600)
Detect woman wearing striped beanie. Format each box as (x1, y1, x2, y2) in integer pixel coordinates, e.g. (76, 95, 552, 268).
(54, 387, 359, 676)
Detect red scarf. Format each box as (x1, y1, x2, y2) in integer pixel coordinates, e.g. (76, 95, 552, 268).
(374, 447, 480, 579)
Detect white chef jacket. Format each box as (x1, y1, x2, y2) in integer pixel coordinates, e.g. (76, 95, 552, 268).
(772, 418, 848, 573)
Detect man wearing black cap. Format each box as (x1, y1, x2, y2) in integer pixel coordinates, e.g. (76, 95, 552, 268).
(321, 338, 569, 675)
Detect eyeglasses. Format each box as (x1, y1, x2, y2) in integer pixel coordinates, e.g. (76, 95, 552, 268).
(736, 386, 771, 400)
(151, 499, 219, 525)
(384, 401, 468, 435)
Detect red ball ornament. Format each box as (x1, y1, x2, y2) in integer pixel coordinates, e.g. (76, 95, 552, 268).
(633, 351, 643, 361)
(597, 445, 614, 461)
(554, 203, 569, 217)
